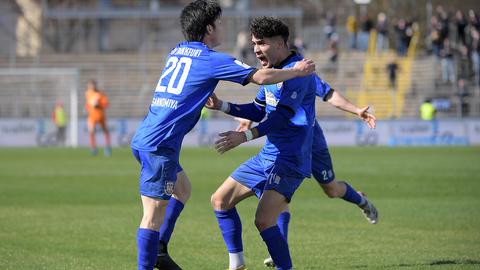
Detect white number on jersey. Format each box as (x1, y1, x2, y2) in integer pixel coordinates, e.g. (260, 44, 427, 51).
(322, 170, 328, 180)
(155, 56, 192, 95)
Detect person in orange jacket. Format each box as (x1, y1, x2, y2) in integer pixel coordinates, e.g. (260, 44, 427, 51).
(85, 79, 111, 156)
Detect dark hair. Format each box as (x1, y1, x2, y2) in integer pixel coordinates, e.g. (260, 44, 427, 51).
(180, 0, 222, 42)
(250, 16, 290, 44)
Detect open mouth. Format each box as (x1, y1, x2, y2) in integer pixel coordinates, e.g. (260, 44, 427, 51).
(257, 55, 268, 66)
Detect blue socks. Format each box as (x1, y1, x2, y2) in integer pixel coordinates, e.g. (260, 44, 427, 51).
(277, 212, 290, 242)
(342, 183, 364, 205)
(214, 208, 243, 253)
(159, 197, 185, 244)
(260, 225, 292, 270)
(137, 228, 159, 270)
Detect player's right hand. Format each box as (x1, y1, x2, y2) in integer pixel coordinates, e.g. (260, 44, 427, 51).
(293, 59, 315, 77)
(215, 131, 246, 154)
(205, 93, 222, 110)
(357, 106, 376, 129)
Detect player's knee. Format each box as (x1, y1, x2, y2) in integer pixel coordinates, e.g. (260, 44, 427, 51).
(210, 192, 228, 210)
(141, 213, 162, 231)
(254, 215, 274, 231)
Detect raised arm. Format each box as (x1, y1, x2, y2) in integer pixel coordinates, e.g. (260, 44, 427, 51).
(248, 59, 315, 85)
(325, 89, 376, 129)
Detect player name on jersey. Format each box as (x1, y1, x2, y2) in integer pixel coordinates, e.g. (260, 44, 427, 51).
(151, 97, 178, 109)
(170, 47, 202, 58)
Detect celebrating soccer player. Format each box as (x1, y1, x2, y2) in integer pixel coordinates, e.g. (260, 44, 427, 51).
(130, 1, 315, 269)
(205, 17, 317, 270)
(232, 75, 378, 268)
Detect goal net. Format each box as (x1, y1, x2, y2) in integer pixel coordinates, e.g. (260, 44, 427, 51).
(0, 68, 79, 147)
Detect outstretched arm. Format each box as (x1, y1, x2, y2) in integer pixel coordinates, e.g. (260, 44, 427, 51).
(325, 89, 376, 129)
(205, 93, 265, 122)
(214, 105, 294, 154)
(248, 59, 315, 85)
(206, 93, 295, 153)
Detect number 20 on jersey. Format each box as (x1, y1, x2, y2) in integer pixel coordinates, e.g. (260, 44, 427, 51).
(155, 56, 192, 95)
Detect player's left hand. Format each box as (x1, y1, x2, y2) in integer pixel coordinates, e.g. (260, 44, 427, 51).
(293, 59, 316, 77)
(235, 118, 252, 132)
(215, 131, 247, 154)
(357, 106, 376, 129)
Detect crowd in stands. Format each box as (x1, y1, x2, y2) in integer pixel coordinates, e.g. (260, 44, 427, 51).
(344, 12, 416, 56)
(340, 7, 479, 117)
(234, 7, 479, 87)
(429, 6, 480, 86)
(426, 6, 480, 117)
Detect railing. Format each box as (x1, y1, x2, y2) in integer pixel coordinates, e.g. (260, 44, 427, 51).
(347, 29, 420, 119)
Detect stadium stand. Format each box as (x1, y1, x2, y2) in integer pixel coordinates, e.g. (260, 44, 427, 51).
(1, 0, 479, 120)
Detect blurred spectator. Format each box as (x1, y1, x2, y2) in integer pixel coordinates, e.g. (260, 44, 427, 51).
(198, 107, 210, 146)
(346, 15, 357, 49)
(292, 36, 307, 56)
(430, 16, 442, 57)
(357, 14, 373, 51)
(235, 30, 253, 65)
(420, 98, 436, 120)
(327, 33, 339, 63)
(468, 9, 480, 30)
(456, 44, 470, 79)
(386, 56, 399, 89)
(52, 100, 67, 146)
(440, 39, 456, 84)
(376, 12, 389, 52)
(456, 78, 469, 117)
(437, 6, 450, 42)
(455, 10, 468, 45)
(469, 28, 480, 82)
(394, 19, 412, 56)
(324, 13, 337, 42)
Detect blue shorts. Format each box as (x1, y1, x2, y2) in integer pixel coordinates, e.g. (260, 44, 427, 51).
(312, 121, 335, 184)
(230, 154, 304, 202)
(311, 144, 335, 184)
(132, 148, 183, 200)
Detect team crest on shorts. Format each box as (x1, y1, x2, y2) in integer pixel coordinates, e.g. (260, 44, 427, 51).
(165, 181, 175, 196)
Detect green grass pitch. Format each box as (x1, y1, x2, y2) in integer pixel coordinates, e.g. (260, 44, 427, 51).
(0, 146, 479, 270)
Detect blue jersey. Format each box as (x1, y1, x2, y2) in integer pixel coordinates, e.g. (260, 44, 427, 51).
(131, 41, 256, 152)
(312, 74, 333, 150)
(254, 53, 316, 177)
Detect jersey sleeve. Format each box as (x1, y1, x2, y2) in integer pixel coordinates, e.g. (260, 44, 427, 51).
(254, 86, 266, 108)
(210, 52, 257, 85)
(277, 76, 310, 112)
(314, 74, 333, 101)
